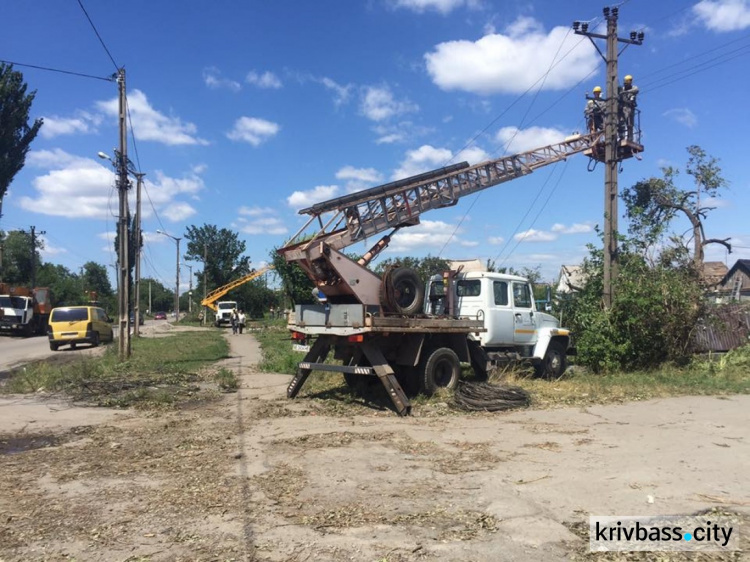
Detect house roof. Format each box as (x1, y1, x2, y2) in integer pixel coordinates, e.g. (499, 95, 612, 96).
(702, 261, 728, 287)
(449, 259, 486, 273)
(720, 259, 750, 287)
(556, 265, 587, 293)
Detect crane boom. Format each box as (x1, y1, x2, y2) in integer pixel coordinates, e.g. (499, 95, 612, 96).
(278, 132, 602, 306)
(201, 266, 273, 311)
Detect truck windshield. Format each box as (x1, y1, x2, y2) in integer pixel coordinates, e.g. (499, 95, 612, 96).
(0, 296, 28, 309)
(218, 302, 236, 310)
(50, 308, 89, 322)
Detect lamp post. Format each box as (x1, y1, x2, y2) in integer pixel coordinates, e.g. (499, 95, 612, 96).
(157, 230, 182, 322)
(180, 262, 193, 313)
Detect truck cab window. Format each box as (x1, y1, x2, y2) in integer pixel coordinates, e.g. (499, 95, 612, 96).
(512, 282, 532, 309)
(493, 281, 508, 306)
(456, 280, 481, 297)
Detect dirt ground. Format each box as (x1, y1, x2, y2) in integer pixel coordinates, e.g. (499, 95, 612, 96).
(0, 326, 748, 561)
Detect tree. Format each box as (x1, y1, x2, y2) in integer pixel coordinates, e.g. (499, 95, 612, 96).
(622, 145, 730, 268)
(0, 229, 37, 283)
(183, 224, 251, 294)
(0, 63, 43, 216)
(373, 255, 450, 282)
(271, 247, 315, 306)
(80, 261, 113, 298)
(140, 277, 173, 313)
(36, 263, 82, 307)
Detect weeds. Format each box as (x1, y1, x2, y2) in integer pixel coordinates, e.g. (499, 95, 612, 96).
(214, 368, 238, 392)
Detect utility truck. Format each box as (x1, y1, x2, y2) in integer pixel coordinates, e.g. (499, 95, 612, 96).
(0, 283, 53, 337)
(200, 266, 273, 327)
(277, 129, 643, 415)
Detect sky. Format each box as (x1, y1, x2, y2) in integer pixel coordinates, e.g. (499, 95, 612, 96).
(2, 0, 750, 294)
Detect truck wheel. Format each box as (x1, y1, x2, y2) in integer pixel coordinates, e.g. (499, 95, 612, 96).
(421, 348, 461, 396)
(91, 332, 100, 347)
(383, 267, 424, 315)
(535, 340, 567, 379)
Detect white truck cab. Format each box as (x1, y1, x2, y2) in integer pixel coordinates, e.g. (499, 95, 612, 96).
(214, 301, 238, 327)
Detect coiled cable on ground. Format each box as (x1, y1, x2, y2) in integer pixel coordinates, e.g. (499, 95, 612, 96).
(452, 381, 531, 412)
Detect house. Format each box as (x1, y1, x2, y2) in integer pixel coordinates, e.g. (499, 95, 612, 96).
(719, 259, 750, 301)
(702, 261, 728, 291)
(449, 259, 486, 273)
(556, 265, 587, 294)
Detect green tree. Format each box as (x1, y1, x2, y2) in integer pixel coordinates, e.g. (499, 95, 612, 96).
(271, 247, 315, 306)
(0, 229, 37, 283)
(373, 255, 450, 282)
(622, 145, 731, 267)
(0, 63, 43, 217)
(183, 224, 251, 294)
(141, 277, 173, 313)
(36, 263, 81, 307)
(80, 261, 113, 298)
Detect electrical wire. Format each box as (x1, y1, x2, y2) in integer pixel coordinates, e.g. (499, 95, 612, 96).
(76, 0, 119, 72)
(0, 59, 114, 82)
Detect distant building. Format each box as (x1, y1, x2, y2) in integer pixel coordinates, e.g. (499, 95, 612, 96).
(449, 259, 486, 273)
(556, 265, 587, 294)
(719, 259, 750, 302)
(702, 261, 728, 291)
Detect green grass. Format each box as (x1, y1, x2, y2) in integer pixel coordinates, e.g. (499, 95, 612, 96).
(2, 330, 231, 408)
(254, 319, 750, 411)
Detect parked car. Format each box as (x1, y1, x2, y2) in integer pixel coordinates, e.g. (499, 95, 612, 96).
(130, 311, 144, 325)
(47, 305, 114, 351)
(154, 311, 167, 320)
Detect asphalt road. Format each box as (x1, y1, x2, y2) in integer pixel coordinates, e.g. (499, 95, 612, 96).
(0, 319, 163, 373)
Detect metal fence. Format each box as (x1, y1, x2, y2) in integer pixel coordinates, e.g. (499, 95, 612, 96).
(693, 304, 750, 352)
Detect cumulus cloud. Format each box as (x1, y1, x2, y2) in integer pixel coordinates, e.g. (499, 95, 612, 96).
(693, 0, 750, 31)
(390, 0, 476, 14)
(336, 166, 383, 192)
(496, 126, 567, 153)
(663, 108, 698, 128)
(360, 86, 418, 122)
(550, 223, 593, 234)
(235, 206, 288, 235)
(391, 144, 487, 180)
(425, 16, 599, 95)
(40, 112, 100, 139)
(513, 229, 557, 242)
(387, 219, 473, 252)
(97, 89, 209, 146)
(246, 70, 283, 89)
(287, 185, 339, 210)
(320, 77, 352, 106)
(203, 67, 241, 92)
(488, 236, 505, 245)
(19, 149, 205, 221)
(239, 206, 276, 217)
(226, 116, 280, 146)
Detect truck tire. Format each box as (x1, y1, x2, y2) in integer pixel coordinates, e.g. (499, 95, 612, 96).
(91, 332, 100, 347)
(535, 340, 567, 379)
(420, 347, 461, 396)
(383, 267, 424, 315)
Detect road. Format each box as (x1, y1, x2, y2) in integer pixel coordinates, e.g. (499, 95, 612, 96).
(0, 319, 162, 374)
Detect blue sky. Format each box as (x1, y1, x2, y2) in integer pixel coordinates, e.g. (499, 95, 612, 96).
(2, 0, 749, 292)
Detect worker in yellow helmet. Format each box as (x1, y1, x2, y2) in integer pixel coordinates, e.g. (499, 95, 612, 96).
(585, 86, 605, 133)
(619, 74, 639, 141)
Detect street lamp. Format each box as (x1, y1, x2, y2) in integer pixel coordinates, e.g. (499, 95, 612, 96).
(180, 262, 193, 313)
(157, 230, 182, 322)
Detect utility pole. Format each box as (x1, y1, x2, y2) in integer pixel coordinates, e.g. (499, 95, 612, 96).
(148, 280, 152, 315)
(203, 243, 208, 326)
(29, 225, 45, 287)
(175, 238, 180, 322)
(574, 7, 643, 307)
(115, 68, 131, 360)
(133, 173, 145, 337)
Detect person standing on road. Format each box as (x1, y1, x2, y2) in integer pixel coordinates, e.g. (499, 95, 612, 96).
(231, 308, 238, 335)
(238, 310, 246, 334)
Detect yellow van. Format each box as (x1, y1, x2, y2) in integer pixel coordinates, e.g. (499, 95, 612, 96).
(47, 306, 114, 351)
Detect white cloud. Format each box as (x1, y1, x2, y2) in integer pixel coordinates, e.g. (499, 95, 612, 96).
(239, 206, 276, 217)
(663, 108, 698, 128)
(97, 89, 209, 146)
(376, 132, 406, 144)
(360, 86, 418, 122)
(38, 236, 67, 257)
(702, 196, 730, 209)
(694, 0, 750, 31)
(425, 16, 599, 95)
(336, 166, 383, 187)
(19, 149, 205, 221)
(161, 201, 197, 222)
(226, 116, 280, 146)
(496, 126, 567, 153)
(203, 67, 241, 92)
(246, 70, 283, 89)
(392, 145, 453, 179)
(390, 0, 477, 14)
(550, 223, 593, 234)
(40, 112, 100, 138)
(287, 185, 339, 210)
(513, 229, 557, 242)
(455, 145, 489, 164)
(239, 216, 288, 235)
(488, 236, 505, 245)
(387, 219, 471, 252)
(319, 77, 352, 106)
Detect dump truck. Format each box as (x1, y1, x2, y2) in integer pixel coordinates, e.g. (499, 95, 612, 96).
(0, 283, 53, 336)
(278, 129, 643, 415)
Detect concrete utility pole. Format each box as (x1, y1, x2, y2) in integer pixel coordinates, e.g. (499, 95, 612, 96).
(157, 230, 181, 322)
(574, 7, 643, 307)
(115, 68, 131, 360)
(133, 173, 145, 337)
(29, 225, 45, 288)
(203, 243, 208, 326)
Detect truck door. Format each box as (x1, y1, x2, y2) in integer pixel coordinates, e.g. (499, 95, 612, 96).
(511, 282, 536, 345)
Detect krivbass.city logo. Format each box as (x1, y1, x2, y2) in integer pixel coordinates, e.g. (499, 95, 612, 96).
(589, 515, 740, 552)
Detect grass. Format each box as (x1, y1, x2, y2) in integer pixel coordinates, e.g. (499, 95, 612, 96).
(253, 319, 750, 411)
(2, 330, 231, 408)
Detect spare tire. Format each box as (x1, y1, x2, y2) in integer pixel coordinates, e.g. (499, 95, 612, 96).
(383, 267, 424, 315)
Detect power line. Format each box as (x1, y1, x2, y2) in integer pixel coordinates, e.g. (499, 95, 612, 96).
(0, 59, 113, 82)
(76, 0, 119, 72)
